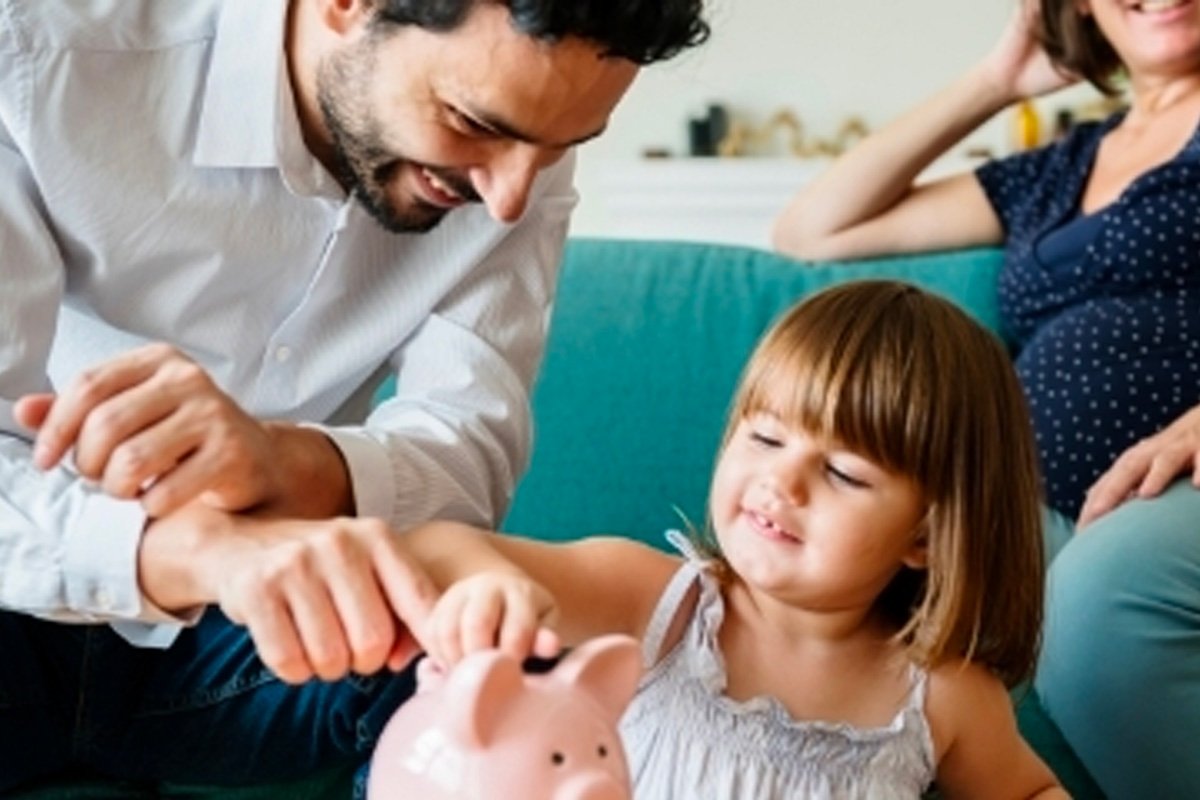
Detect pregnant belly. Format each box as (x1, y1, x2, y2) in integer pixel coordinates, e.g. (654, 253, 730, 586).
(1013, 299, 1199, 517)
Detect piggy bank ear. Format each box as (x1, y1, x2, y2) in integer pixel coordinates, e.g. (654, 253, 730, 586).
(553, 634, 642, 725)
(442, 651, 524, 748)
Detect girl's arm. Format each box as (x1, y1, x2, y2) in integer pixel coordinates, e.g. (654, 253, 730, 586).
(771, 1, 1073, 262)
(403, 521, 680, 664)
(927, 662, 1068, 799)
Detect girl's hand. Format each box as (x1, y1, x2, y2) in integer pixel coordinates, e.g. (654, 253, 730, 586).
(427, 572, 561, 668)
(1078, 404, 1200, 529)
(979, 0, 1077, 101)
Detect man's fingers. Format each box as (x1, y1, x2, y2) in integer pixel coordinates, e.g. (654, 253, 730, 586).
(72, 382, 182, 479)
(286, 580, 352, 682)
(374, 543, 439, 653)
(243, 597, 313, 685)
(137, 433, 247, 517)
(98, 426, 197, 507)
(13, 393, 54, 430)
(386, 634, 424, 673)
(323, 559, 397, 676)
(33, 352, 163, 469)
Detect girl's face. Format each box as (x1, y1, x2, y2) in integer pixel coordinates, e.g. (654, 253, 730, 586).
(1081, 0, 1200, 78)
(709, 411, 927, 613)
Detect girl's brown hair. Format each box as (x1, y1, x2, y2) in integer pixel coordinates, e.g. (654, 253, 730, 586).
(1038, 0, 1124, 96)
(713, 280, 1044, 687)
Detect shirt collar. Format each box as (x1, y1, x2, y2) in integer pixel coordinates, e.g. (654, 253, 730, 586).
(192, 0, 341, 197)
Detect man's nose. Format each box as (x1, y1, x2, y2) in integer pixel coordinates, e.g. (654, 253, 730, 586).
(475, 144, 546, 223)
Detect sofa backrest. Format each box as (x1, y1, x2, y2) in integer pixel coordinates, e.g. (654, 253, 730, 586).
(502, 238, 1004, 547)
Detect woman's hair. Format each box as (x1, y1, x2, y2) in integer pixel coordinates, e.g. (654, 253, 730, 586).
(1037, 0, 1123, 95)
(710, 280, 1044, 687)
(367, 0, 709, 65)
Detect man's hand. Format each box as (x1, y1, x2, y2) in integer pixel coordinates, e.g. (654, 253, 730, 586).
(14, 343, 350, 518)
(141, 507, 438, 684)
(1078, 404, 1200, 529)
(427, 572, 560, 669)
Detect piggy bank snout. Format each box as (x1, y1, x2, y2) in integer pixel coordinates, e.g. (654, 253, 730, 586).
(556, 770, 630, 800)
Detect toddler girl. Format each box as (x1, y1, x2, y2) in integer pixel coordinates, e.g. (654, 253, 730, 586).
(405, 280, 1065, 798)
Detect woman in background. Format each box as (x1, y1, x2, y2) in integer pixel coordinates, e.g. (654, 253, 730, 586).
(772, 0, 1200, 796)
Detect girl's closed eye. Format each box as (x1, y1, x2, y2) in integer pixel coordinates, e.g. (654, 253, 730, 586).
(749, 429, 783, 448)
(826, 460, 871, 489)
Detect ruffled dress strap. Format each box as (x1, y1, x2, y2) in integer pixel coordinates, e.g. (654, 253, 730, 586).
(636, 530, 709, 668)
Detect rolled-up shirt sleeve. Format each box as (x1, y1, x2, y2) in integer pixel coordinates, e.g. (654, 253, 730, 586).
(0, 60, 181, 640)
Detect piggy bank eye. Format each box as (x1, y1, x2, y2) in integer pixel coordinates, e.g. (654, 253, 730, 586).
(551, 751, 565, 766)
(598, 744, 609, 758)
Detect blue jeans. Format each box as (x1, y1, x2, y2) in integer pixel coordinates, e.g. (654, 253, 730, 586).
(0, 607, 415, 793)
(1036, 480, 1200, 799)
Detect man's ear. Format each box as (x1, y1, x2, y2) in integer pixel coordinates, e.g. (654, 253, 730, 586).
(316, 0, 372, 36)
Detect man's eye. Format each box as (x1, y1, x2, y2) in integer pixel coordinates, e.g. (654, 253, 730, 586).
(450, 109, 494, 137)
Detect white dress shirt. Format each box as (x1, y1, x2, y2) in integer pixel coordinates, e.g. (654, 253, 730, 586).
(0, 0, 575, 642)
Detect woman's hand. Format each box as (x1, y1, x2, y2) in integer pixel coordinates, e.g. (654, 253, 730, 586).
(1078, 404, 1200, 529)
(978, 0, 1078, 101)
(426, 572, 561, 668)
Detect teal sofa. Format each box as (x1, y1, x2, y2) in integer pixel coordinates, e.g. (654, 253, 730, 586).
(18, 237, 1103, 798)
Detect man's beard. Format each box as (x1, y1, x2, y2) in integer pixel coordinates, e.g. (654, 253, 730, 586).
(316, 45, 451, 234)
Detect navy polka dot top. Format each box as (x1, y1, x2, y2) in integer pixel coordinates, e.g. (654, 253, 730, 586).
(976, 112, 1200, 518)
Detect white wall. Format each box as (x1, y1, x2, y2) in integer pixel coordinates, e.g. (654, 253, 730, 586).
(570, 0, 1099, 238)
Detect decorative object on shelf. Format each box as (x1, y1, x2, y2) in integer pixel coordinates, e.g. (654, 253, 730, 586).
(1012, 99, 1042, 150)
(1012, 94, 1127, 151)
(1053, 108, 1074, 141)
(716, 109, 868, 158)
(686, 103, 730, 157)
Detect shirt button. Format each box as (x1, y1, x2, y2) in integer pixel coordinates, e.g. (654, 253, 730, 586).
(274, 345, 293, 363)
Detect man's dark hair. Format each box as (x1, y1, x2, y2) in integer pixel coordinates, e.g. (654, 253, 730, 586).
(1037, 0, 1123, 96)
(369, 0, 709, 65)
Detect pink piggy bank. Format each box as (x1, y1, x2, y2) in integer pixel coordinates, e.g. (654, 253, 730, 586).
(366, 634, 642, 800)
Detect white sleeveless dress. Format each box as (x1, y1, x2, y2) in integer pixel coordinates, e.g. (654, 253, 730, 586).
(618, 533, 937, 799)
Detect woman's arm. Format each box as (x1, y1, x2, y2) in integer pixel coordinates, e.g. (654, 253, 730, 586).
(928, 662, 1068, 799)
(404, 521, 680, 664)
(771, 1, 1074, 262)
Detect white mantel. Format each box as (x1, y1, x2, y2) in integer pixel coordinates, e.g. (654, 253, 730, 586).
(569, 157, 824, 249)
(569, 155, 986, 250)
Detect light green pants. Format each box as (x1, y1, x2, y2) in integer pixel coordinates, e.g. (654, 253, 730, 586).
(1036, 480, 1200, 799)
